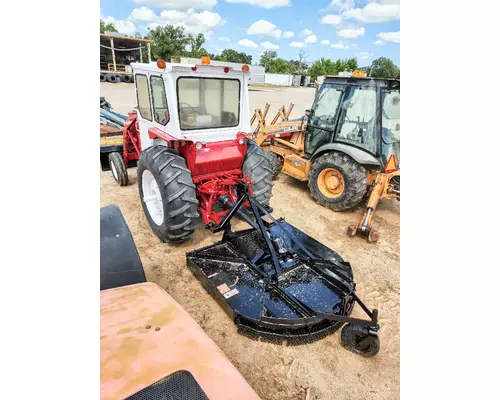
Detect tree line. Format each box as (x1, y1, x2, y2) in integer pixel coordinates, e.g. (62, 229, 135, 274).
(100, 20, 399, 79)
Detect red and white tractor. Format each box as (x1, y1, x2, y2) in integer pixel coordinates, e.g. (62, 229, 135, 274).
(112, 57, 273, 243)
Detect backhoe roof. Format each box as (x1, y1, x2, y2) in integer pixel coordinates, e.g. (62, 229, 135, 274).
(323, 75, 400, 89)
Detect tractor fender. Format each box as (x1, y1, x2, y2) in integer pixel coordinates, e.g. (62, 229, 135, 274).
(311, 143, 383, 169)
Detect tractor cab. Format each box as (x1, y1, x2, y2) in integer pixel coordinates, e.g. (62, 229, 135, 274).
(130, 57, 252, 150)
(305, 76, 400, 168)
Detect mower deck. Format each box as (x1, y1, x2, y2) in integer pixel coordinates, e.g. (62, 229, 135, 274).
(186, 184, 379, 346)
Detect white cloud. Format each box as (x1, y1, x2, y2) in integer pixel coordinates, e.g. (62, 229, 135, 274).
(247, 20, 282, 39)
(218, 36, 230, 41)
(129, 7, 159, 22)
(299, 29, 313, 38)
(329, 0, 354, 11)
(320, 14, 342, 25)
(224, 0, 291, 8)
(290, 41, 305, 48)
(343, 2, 400, 23)
(103, 16, 136, 34)
(376, 30, 400, 43)
(136, 0, 217, 10)
(238, 38, 259, 49)
(337, 26, 365, 39)
(149, 9, 224, 36)
(374, 39, 385, 45)
(283, 31, 295, 39)
(331, 42, 349, 49)
(320, 39, 331, 45)
(357, 51, 372, 60)
(260, 41, 279, 50)
(304, 34, 317, 44)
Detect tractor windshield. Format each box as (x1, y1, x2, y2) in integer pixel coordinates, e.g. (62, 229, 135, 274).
(177, 77, 240, 130)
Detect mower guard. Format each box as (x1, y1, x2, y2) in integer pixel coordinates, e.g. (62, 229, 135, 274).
(186, 184, 378, 343)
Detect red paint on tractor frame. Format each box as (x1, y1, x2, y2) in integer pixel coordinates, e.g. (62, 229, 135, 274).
(122, 110, 141, 167)
(127, 123, 252, 225)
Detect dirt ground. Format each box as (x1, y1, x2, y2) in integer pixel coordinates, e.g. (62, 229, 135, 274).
(100, 83, 400, 400)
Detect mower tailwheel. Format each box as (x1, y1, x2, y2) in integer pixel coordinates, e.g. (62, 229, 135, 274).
(341, 323, 380, 357)
(109, 152, 129, 186)
(308, 152, 367, 211)
(138, 146, 199, 243)
(243, 139, 273, 204)
(264, 151, 282, 180)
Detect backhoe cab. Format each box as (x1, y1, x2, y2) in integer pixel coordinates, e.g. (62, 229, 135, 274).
(251, 75, 400, 242)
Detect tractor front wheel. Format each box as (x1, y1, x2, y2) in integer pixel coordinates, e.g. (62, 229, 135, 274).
(138, 146, 199, 243)
(243, 140, 273, 204)
(109, 152, 128, 186)
(308, 152, 367, 211)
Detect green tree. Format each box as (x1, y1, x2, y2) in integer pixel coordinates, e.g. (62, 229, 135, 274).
(214, 49, 252, 64)
(369, 57, 400, 79)
(146, 25, 190, 61)
(308, 58, 337, 79)
(186, 33, 209, 58)
(266, 58, 294, 74)
(343, 57, 358, 72)
(259, 51, 277, 71)
(100, 19, 117, 34)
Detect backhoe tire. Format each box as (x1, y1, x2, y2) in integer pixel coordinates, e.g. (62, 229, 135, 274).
(264, 151, 282, 180)
(308, 152, 367, 211)
(108, 152, 128, 186)
(138, 146, 199, 243)
(242, 139, 273, 205)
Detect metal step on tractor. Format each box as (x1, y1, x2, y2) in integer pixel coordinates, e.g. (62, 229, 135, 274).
(250, 74, 400, 243)
(104, 57, 381, 355)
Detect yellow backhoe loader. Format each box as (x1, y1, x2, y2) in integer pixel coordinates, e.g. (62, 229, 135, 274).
(249, 75, 400, 243)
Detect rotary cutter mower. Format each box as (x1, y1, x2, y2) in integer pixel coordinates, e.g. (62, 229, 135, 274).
(186, 183, 380, 357)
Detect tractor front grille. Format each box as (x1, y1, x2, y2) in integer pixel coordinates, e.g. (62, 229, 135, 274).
(126, 370, 209, 400)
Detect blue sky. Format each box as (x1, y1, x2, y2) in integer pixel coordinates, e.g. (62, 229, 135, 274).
(100, 0, 399, 67)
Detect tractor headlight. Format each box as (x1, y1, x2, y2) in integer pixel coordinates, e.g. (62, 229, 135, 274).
(238, 137, 245, 145)
(195, 142, 203, 150)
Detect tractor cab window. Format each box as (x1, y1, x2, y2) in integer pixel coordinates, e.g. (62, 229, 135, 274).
(177, 78, 240, 130)
(381, 89, 400, 144)
(304, 84, 344, 154)
(336, 86, 377, 154)
(150, 76, 169, 126)
(136, 74, 152, 121)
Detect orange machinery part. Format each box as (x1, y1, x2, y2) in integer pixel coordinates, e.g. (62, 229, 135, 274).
(100, 282, 261, 400)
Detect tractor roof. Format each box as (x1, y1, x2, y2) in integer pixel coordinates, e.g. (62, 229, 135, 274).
(130, 61, 249, 76)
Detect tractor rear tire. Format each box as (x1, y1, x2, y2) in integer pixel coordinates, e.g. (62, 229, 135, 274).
(138, 146, 199, 243)
(242, 139, 273, 205)
(109, 152, 129, 186)
(308, 152, 367, 211)
(264, 151, 282, 180)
